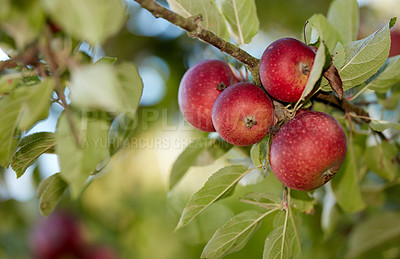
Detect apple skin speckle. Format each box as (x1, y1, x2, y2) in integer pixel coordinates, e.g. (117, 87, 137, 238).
(259, 38, 316, 103)
(178, 59, 236, 132)
(269, 111, 347, 191)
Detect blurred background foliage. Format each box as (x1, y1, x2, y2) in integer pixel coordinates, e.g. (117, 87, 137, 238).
(1, 0, 400, 258)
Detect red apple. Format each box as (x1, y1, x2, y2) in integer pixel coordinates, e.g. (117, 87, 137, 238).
(389, 29, 400, 57)
(269, 111, 347, 191)
(212, 82, 274, 146)
(30, 212, 85, 259)
(84, 245, 118, 259)
(178, 59, 236, 132)
(259, 38, 316, 102)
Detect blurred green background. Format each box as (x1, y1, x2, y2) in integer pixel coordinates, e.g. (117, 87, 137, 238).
(1, 0, 399, 258)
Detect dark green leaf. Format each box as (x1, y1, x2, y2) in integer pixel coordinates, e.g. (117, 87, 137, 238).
(37, 173, 68, 217)
(11, 132, 56, 178)
(176, 165, 249, 230)
(331, 139, 366, 213)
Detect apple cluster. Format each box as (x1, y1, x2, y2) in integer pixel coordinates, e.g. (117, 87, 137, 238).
(178, 38, 347, 191)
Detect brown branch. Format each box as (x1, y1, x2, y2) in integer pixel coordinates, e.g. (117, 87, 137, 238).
(133, 0, 261, 85)
(42, 29, 81, 146)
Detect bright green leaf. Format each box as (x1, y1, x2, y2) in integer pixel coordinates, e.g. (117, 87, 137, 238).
(166, 0, 229, 41)
(169, 138, 232, 190)
(69, 62, 143, 113)
(331, 140, 366, 213)
(108, 113, 136, 156)
(219, 0, 259, 45)
(41, 0, 126, 44)
(250, 135, 270, 168)
(347, 212, 400, 258)
(37, 173, 68, 217)
(56, 112, 109, 198)
(307, 14, 342, 52)
(11, 132, 56, 178)
(300, 42, 325, 101)
(263, 217, 290, 259)
(365, 56, 400, 93)
(290, 190, 316, 214)
(176, 165, 249, 230)
(0, 0, 45, 48)
(202, 209, 278, 259)
(327, 0, 359, 43)
(0, 79, 53, 167)
(339, 20, 392, 90)
(369, 119, 400, 132)
(364, 142, 399, 181)
(240, 192, 282, 210)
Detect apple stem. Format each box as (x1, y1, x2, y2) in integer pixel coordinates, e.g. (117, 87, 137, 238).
(243, 115, 257, 129)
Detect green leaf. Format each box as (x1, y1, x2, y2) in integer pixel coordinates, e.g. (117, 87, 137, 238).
(108, 113, 136, 156)
(176, 165, 249, 230)
(37, 173, 68, 217)
(69, 62, 143, 113)
(364, 142, 399, 181)
(219, 0, 259, 45)
(290, 190, 316, 214)
(250, 135, 270, 168)
(56, 112, 109, 198)
(307, 14, 342, 52)
(365, 56, 400, 93)
(339, 20, 392, 90)
(331, 139, 366, 213)
(0, 0, 45, 48)
(202, 209, 278, 259)
(0, 79, 53, 167)
(166, 0, 229, 41)
(300, 42, 325, 101)
(347, 212, 400, 258)
(41, 0, 126, 44)
(369, 119, 400, 132)
(240, 192, 282, 210)
(11, 132, 56, 178)
(18, 79, 54, 131)
(169, 138, 232, 190)
(327, 0, 359, 43)
(263, 208, 301, 259)
(95, 56, 118, 65)
(263, 214, 291, 259)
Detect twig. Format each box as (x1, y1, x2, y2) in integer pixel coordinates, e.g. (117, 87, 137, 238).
(133, 0, 261, 85)
(42, 29, 81, 146)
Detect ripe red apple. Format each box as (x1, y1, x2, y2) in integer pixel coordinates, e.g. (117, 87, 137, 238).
(178, 59, 236, 132)
(259, 38, 316, 102)
(389, 29, 400, 57)
(269, 111, 347, 191)
(212, 82, 274, 146)
(30, 212, 85, 259)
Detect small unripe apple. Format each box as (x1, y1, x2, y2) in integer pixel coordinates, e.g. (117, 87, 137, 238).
(269, 111, 347, 191)
(259, 38, 316, 102)
(212, 82, 274, 146)
(178, 59, 236, 132)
